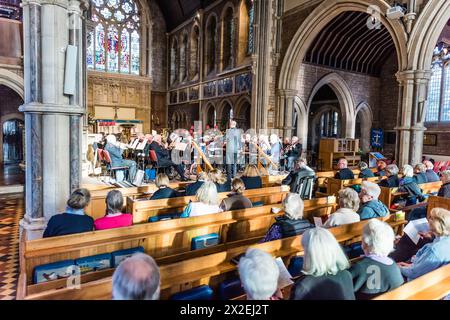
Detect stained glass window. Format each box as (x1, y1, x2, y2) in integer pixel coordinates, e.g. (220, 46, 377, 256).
(425, 44, 450, 123)
(88, 0, 140, 74)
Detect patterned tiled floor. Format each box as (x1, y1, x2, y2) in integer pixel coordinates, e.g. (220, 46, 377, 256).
(0, 194, 23, 300)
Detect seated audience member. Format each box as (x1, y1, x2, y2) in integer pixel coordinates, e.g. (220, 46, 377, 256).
(324, 188, 360, 227)
(238, 248, 282, 300)
(94, 190, 132, 230)
(334, 158, 355, 180)
(378, 164, 400, 188)
(180, 182, 223, 218)
(208, 169, 231, 193)
(185, 171, 208, 196)
(375, 160, 387, 177)
(358, 161, 375, 178)
(413, 163, 428, 184)
(399, 164, 424, 205)
(281, 158, 315, 193)
(291, 228, 355, 300)
(240, 164, 263, 190)
(350, 219, 404, 299)
(423, 160, 440, 182)
(149, 173, 181, 200)
(389, 211, 436, 263)
(220, 178, 253, 211)
(357, 181, 389, 220)
(399, 208, 450, 281)
(43, 189, 94, 238)
(112, 253, 160, 300)
(438, 170, 450, 198)
(261, 193, 314, 242)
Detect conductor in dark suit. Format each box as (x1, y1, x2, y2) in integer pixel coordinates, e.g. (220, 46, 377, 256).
(225, 120, 243, 181)
(149, 135, 188, 181)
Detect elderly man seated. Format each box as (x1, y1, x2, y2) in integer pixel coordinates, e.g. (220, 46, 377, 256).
(281, 158, 315, 193)
(357, 181, 389, 220)
(438, 170, 450, 198)
(104, 134, 137, 182)
(423, 160, 440, 182)
(378, 164, 400, 188)
(112, 253, 160, 300)
(335, 158, 355, 180)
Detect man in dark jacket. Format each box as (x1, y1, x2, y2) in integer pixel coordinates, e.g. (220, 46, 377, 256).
(185, 172, 208, 196)
(357, 181, 389, 220)
(335, 158, 355, 180)
(282, 158, 315, 193)
(423, 160, 440, 182)
(285, 136, 303, 171)
(413, 163, 428, 184)
(358, 161, 375, 178)
(378, 164, 400, 188)
(149, 135, 188, 181)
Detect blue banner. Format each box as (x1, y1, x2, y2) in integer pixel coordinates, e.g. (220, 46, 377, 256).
(371, 128, 383, 148)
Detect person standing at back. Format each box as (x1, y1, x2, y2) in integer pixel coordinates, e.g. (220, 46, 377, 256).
(335, 158, 355, 180)
(43, 189, 94, 237)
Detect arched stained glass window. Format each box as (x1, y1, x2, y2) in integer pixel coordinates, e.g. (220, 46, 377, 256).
(425, 43, 450, 123)
(88, 0, 140, 74)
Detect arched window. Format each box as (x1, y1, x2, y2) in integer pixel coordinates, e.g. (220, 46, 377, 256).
(246, 0, 254, 54)
(87, 0, 140, 75)
(205, 16, 217, 75)
(222, 7, 235, 71)
(170, 38, 179, 85)
(190, 25, 200, 80)
(180, 34, 188, 82)
(425, 44, 450, 122)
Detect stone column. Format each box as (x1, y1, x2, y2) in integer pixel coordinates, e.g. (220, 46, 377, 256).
(395, 70, 431, 166)
(277, 89, 296, 138)
(19, 0, 87, 239)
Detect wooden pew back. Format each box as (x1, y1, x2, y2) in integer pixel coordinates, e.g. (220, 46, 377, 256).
(326, 177, 379, 195)
(18, 196, 336, 297)
(22, 215, 406, 300)
(379, 181, 442, 209)
(127, 185, 290, 223)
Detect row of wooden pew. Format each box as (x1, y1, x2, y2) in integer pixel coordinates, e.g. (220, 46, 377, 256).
(20, 196, 450, 300)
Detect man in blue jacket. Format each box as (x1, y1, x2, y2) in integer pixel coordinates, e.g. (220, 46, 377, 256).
(357, 181, 389, 220)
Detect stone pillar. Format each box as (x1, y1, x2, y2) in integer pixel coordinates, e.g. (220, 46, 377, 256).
(277, 89, 296, 138)
(19, 0, 87, 239)
(395, 70, 431, 166)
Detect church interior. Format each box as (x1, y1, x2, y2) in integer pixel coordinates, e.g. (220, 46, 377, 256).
(0, 0, 449, 302)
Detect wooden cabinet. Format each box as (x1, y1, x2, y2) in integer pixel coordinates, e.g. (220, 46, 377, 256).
(319, 138, 361, 171)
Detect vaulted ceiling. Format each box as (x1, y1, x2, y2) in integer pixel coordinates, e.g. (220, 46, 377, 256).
(154, 0, 216, 31)
(304, 11, 397, 76)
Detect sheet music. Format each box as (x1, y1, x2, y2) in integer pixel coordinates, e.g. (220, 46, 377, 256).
(130, 138, 140, 149)
(136, 138, 148, 150)
(403, 218, 429, 245)
(174, 142, 187, 151)
(275, 257, 294, 289)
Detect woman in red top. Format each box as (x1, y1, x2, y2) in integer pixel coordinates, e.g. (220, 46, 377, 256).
(94, 190, 133, 230)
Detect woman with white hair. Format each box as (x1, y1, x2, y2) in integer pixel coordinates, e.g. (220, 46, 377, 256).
(324, 188, 360, 227)
(399, 164, 424, 205)
(423, 160, 440, 182)
(180, 181, 223, 218)
(290, 227, 355, 300)
(399, 208, 450, 281)
(238, 248, 281, 300)
(358, 162, 375, 178)
(350, 219, 404, 299)
(261, 193, 314, 242)
(378, 164, 400, 188)
(438, 170, 450, 198)
(413, 163, 428, 184)
(357, 181, 390, 220)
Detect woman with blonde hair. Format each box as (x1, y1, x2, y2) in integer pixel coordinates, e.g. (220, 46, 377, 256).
(399, 208, 450, 281)
(180, 181, 223, 218)
(290, 227, 355, 300)
(241, 164, 262, 190)
(208, 168, 231, 193)
(220, 178, 253, 211)
(149, 173, 181, 200)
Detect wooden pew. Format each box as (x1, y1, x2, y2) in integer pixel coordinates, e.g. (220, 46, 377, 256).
(17, 196, 337, 299)
(127, 185, 290, 223)
(373, 263, 450, 300)
(379, 181, 442, 209)
(316, 168, 377, 190)
(21, 215, 406, 300)
(84, 175, 288, 219)
(326, 176, 380, 196)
